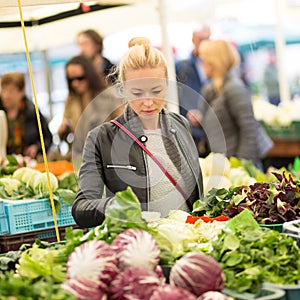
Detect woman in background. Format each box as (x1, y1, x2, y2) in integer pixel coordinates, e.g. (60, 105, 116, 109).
(77, 29, 116, 84)
(187, 40, 273, 168)
(58, 55, 107, 141)
(0, 72, 52, 159)
(59, 55, 124, 159)
(72, 37, 203, 228)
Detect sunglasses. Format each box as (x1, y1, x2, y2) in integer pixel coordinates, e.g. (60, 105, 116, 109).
(67, 75, 86, 83)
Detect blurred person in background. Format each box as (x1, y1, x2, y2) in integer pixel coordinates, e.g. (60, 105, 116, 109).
(58, 55, 123, 159)
(77, 29, 116, 84)
(0, 72, 52, 159)
(175, 25, 211, 156)
(263, 50, 280, 106)
(187, 40, 273, 169)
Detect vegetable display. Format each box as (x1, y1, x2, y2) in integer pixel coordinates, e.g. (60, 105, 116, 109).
(210, 210, 300, 294)
(193, 171, 300, 224)
(0, 186, 298, 299)
(223, 172, 300, 223)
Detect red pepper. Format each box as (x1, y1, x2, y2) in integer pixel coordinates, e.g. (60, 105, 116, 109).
(186, 215, 229, 224)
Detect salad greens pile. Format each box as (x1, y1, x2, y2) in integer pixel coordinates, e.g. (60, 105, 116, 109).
(210, 210, 300, 294)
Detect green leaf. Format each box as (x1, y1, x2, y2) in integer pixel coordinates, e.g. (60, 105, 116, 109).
(6, 155, 18, 166)
(56, 189, 76, 205)
(225, 252, 245, 267)
(224, 234, 240, 251)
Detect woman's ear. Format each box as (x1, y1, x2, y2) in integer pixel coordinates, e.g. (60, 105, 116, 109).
(116, 83, 126, 101)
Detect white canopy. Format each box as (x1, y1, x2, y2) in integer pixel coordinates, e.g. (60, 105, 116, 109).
(0, 0, 299, 54)
(1, 0, 300, 105)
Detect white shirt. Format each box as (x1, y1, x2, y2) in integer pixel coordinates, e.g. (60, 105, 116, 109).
(144, 129, 189, 217)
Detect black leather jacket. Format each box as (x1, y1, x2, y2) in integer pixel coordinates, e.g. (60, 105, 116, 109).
(72, 106, 203, 228)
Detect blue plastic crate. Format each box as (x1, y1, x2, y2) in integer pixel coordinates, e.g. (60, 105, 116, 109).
(223, 286, 286, 300)
(0, 201, 5, 215)
(0, 201, 9, 235)
(3, 198, 75, 234)
(57, 201, 76, 226)
(262, 283, 300, 300)
(0, 214, 9, 235)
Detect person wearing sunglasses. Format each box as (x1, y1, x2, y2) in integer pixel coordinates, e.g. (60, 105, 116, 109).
(72, 37, 203, 228)
(58, 55, 124, 159)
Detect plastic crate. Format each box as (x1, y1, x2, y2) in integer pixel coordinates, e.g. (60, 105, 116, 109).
(223, 286, 286, 300)
(0, 201, 5, 215)
(58, 201, 76, 226)
(0, 225, 79, 253)
(262, 283, 300, 300)
(260, 121, 300, 140)
(0, 201, 9, 235)
(259, 223, 283, 233)
(3, 198, 75, 234)
(282, 220, 300, 236)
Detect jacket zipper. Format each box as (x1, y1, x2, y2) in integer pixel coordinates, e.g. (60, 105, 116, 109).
(106, 164, 137, 171)
(142, 151, 150, 210)
(170, 128, 203, 196)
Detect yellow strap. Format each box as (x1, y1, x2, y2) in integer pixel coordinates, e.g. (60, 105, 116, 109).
(17, 0, 60, 242)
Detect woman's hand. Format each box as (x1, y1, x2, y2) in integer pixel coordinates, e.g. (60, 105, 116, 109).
(24, 144, 38, 158)
(58, 120, 72, 140)
(187, 109, 202, 127)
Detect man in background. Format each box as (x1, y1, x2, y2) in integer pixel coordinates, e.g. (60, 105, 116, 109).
(175, 25, 211, 156)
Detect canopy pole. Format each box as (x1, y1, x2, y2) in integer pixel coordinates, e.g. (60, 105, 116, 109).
(157, 0, 179, 113)
(274, 0, 290, 104)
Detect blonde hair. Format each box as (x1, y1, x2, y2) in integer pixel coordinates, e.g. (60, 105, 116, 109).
(1, 72, 25, 91)
(118, 37, 168, 82)
(199, 40, 240, 94)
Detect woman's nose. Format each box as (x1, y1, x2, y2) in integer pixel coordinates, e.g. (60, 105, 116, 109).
(143, 97, 154, 106)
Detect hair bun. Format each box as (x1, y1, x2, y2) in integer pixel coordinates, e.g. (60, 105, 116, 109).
(128, 37, 151, 48)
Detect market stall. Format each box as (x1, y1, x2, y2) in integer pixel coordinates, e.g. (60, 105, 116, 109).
(0, 1, 299, 299)
(0, 153, 299, 299)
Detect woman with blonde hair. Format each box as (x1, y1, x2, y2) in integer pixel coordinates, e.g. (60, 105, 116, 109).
(72, 37, 203, 228)
(188, 40, 273, 168)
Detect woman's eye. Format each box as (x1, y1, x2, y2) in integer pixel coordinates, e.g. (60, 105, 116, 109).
(153, 90, 162, 95)
(132, 92, 142, 97)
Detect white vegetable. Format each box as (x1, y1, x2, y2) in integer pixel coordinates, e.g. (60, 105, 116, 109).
(66, 240, 119, 289)
(62, 278, 107, 300)
(112, 228, 160, 270)
(203, 175, 232, 195)
(12, 167, 41, 187)
(229, 167, 256, 187)
(170, 252, 225, 297)
(32, 172, 58, 194)
(0, 177, 21, 195)
(198, 291, 233, 300)
(200, 153, 231, 177)
(109, 267, 161, 300)
(150, 284, 197, 300)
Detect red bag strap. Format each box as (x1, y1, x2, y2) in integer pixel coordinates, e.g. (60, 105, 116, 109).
(111, 119, 188, 203)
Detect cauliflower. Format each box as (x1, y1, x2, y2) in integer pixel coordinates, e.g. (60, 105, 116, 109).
(33, 172, 58, 194)
(200, 153, 231, 177)
(0, 177, 21, 195)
